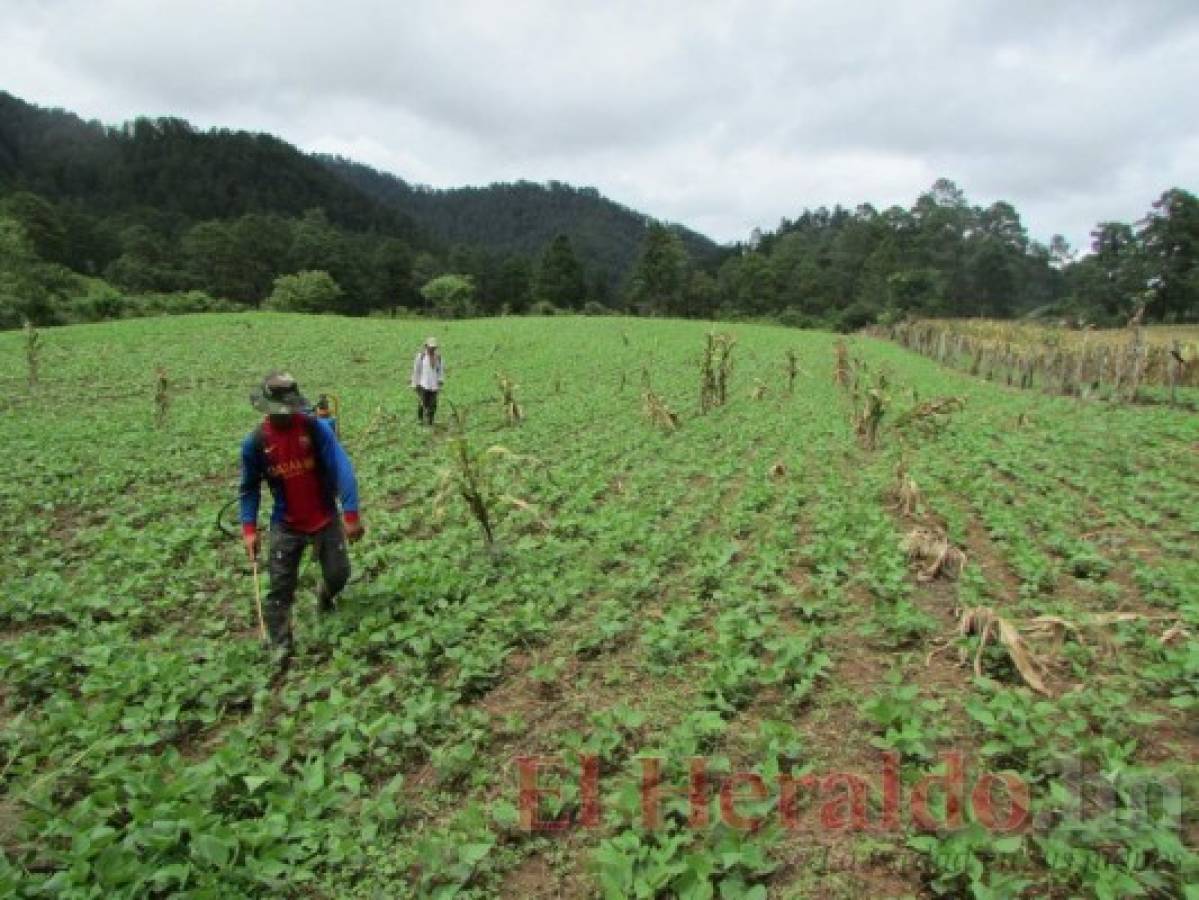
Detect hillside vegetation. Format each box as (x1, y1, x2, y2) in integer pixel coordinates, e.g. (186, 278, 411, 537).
(4, 92, 1197, 332)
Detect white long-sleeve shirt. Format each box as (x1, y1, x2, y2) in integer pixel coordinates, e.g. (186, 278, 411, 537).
(411, 351, 444, 391)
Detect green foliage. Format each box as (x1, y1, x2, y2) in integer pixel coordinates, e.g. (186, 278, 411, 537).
(628, 222, 690, 316)
(494, 255, 534, 313)
(66, 277, 126, 321)
(0, 215, 76, 327)
(908, 824, 1031, 898)
(3, 191, 67, 265)
(593, 823, 777, 900)
(0, 311, 1195, 898)
(860, 676, 945, 762)
(420, 273, 476, 319)
(1138, 188, 1199, 321)
(181, 215, 293, 306)
(4, 92, 1198, 327)
(321, 157, 721, 294)
(535, 234, 587, 309)
(264, 270, 343, 313)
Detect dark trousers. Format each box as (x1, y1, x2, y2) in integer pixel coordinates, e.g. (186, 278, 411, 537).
(266, 520, 350, 648)
(416, 387, 439, 425)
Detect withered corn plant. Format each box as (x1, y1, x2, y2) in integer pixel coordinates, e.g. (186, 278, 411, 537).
(892, 457, 922, 517)
(894, 394, 965, 440)
(496, 372, 523, 424)
(642, 389, 680, 431)
(852, 368, 888, 450)
(833, 339, 850, 389)
(24, 319, 40, 388)
(436, 407, 542, 547)
(700, 331, 735, 412)
(901, 525, 967, 581)
(154, 366, 170, 427)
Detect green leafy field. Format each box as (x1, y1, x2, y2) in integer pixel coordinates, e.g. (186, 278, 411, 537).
(1, 314, 1196, 898)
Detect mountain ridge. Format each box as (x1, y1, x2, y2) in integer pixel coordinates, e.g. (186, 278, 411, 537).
(0, 91, 721, 284)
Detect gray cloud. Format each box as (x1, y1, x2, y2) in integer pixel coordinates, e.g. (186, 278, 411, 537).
(1, 0, 1196, 251)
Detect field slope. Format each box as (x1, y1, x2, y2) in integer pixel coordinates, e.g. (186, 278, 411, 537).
(1, 315, 1196, 898)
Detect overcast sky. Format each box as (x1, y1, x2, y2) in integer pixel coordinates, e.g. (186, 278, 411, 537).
(3, 0, 1197, 250)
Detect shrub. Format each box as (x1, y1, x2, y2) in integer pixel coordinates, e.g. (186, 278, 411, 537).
(776, 306, 819, 329)
(835, 301, 880, 333)
(265, 270, 342, 313)
(66, 281, 127, 322)
(124, 291, 239, 317)
(527, 300, 558, 316)
(420, 274, 476, 319)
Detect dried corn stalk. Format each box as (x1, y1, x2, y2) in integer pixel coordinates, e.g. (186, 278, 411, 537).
(1161, 624, 1191, 646)
(930, 608, 1186, 695)
(700, 332, 736, 411)
(895, 396, 965, 431)
(154, 366, 170, 427)
(855, 390, 886, 449)
(496, 372, 523, 424)
(852, 375, 888, 450)
(895, 462, 923, 517)
(902, 526, 967, 581)
(834, 339, 850, 388)
(642, 389, 680, 431)
(1027, 612, 1183, 654)
(957, 606, 1051, 696)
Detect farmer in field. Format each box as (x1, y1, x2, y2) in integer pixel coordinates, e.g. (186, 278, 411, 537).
(240, 372, 365, 669)
(411, 336, 445, 426)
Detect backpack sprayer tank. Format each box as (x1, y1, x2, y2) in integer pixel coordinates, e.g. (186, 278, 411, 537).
(313, 393, 341, 437)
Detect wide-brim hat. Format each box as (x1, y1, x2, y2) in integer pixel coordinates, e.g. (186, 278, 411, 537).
(424, 337, 438, 348)
(251, 371, 309, 415)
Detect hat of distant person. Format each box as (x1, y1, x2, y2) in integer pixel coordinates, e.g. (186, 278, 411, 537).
(425, 337, 438, 349)
(251, 371, 309, 415)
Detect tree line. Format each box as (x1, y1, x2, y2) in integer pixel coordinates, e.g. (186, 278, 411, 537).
(2, 91, 1196, 329)
(615, 179, 1198, 329)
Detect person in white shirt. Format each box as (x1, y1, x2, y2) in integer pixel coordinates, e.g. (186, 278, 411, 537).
(411, 337, 445, 426)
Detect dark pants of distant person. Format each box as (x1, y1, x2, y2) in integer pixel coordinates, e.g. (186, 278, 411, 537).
(266, 521, 350, 650)
(417, 387, 439, 426)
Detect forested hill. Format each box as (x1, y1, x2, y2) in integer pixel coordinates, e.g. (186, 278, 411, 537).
(2, 91, 1195, 329)
(318, 155, 721, 281)
(0, 92, 421, 240)
(0, 91, 718, 300)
